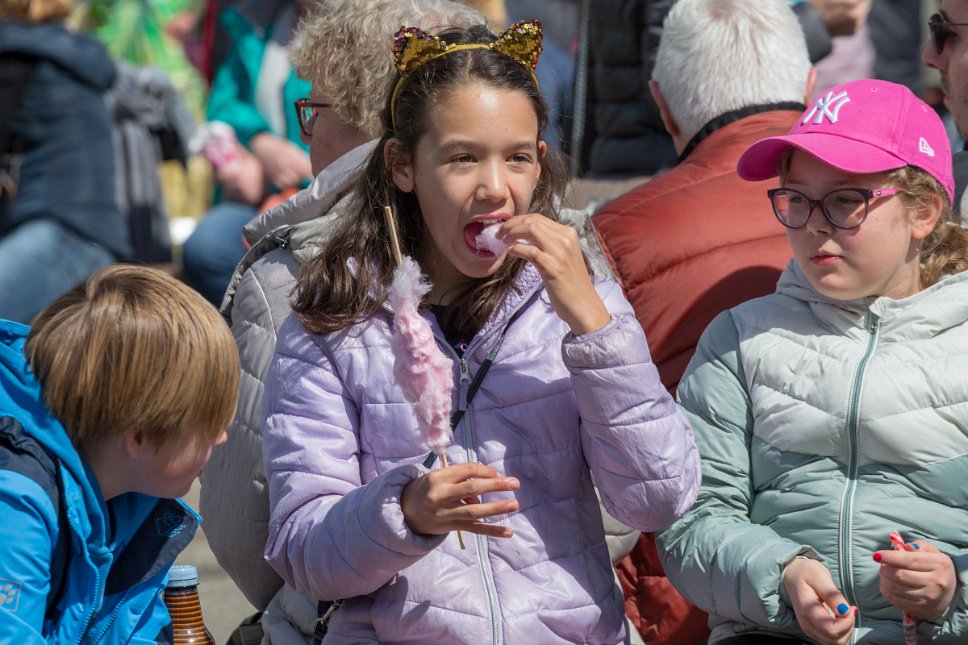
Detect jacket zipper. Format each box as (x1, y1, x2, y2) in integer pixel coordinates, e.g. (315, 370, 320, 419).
(69, 507, 103, 641)
(88, 589, 130, 644)
(443, 347, 504, 644)
(838, 313, 879, 636)
(435, 300, 533, 645)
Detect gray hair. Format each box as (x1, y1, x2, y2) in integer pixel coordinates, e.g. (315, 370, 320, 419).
(291, 0, 486, 138)
(652, 0, 811, 144)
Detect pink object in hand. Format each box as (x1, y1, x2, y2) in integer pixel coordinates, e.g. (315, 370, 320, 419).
(889, 531, 918, 645)
(190, 121, 241, 172)
(387, 256, 455, 454)
(476, 223, 509, 255)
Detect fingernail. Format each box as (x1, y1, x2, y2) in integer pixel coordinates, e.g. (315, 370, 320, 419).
(873, 552, 882, 562)
(837, 603, 849, 615)
(913, 543, 920, 550)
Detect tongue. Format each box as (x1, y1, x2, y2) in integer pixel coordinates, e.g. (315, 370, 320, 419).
(464, 221, 486, 251)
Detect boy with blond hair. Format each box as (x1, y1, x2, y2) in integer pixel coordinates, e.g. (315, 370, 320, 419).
(0, 265, 239, 641)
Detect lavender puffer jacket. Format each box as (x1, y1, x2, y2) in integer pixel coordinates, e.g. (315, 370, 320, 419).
(262, 265, 700, 644)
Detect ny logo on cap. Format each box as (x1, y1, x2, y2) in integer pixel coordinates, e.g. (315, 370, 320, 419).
(802, 90, 851, 125)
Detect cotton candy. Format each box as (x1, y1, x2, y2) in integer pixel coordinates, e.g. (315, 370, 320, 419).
(387, 256, 454, 453)
(475, 223, 509, 255)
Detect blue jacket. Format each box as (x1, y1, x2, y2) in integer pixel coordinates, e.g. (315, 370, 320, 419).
(0, 320, 198, 643)
(0, 20, 130, 258)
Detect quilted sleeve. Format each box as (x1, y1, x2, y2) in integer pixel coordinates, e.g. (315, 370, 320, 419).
(656, 310, 817, 630)
(262, 316, 445, 601)
(199, 256, 295, 609)
(562, 280, 701, 533)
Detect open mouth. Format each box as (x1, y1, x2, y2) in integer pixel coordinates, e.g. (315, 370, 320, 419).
(464, 219, 506, 255)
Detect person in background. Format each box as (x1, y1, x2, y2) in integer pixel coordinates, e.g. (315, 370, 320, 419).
(568, 0, 869, 181)
(261, 19, 699, 642)
(0, 265, 238, 641)
(181, 0, 313, 305)
(0, 0, 130, 324)
(198, 2, 486, 642)
(660, 78, 968, 644)
(922, 0, 968, 217)
(591, 1, 815, 642)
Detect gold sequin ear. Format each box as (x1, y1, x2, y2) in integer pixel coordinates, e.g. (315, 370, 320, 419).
(392, 26, 450, 75)
(492, 20, 543, 71)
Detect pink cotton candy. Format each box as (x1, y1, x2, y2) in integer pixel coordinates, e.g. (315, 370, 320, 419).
(475, 223, 509, 255)
(387, 256, 454, 453)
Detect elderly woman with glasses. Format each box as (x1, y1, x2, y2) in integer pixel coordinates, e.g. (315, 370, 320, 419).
(196, 1, 486, 642)
(657, 78, 968, 645)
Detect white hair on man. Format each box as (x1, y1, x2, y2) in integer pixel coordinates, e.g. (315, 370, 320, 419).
(653, 0, 811, 145)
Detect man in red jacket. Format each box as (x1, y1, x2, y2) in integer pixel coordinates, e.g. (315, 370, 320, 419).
(592, 0, 816, 642)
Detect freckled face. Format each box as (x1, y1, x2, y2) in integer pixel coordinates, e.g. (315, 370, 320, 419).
(783, 151, 924, 301)
(390, 82, 545, 302)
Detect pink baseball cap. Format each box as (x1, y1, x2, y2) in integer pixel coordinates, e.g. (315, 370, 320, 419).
(737, 79, 954, 203)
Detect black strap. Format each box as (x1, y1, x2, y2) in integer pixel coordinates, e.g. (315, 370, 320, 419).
(313, 599, 341, 644)
(675, 101, 807, 164)
(423, 336, 504, 469)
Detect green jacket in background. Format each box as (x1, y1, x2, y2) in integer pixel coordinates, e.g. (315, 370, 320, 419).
(206, 0, 309, 149)
(659, 261, 968, 644)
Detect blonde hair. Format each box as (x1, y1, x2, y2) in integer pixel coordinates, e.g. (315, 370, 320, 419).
(26, 265, 240, 449)
(0, 0, 73, 22)
(779, 151, 968, 288)
(886, 166, 968, 287)
(291, 0, 484, 139)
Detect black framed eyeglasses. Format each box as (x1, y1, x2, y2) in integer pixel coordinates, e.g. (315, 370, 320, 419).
(293, 98, 332, 136)
(767, 187, 901, 230)
(929, 11, 968, 55)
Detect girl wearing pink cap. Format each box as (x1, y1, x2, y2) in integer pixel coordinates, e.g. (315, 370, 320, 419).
(657, 78, 968, 645)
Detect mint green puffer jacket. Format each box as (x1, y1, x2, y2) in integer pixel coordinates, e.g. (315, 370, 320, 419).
(658, 261, 968, 644)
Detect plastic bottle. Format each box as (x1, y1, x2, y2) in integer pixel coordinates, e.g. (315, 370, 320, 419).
(164, 564, 215, 644)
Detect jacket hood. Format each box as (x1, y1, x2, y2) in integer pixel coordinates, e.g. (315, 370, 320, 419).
(776, 259, 968, 340)
(0, 321, 91, 484)
(0, 20, 116, 90)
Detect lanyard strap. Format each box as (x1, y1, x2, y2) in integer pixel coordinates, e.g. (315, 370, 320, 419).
(423, 336, 505, 468)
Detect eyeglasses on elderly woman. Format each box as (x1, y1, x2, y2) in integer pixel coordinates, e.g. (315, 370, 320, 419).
(293, 98, 333, 136)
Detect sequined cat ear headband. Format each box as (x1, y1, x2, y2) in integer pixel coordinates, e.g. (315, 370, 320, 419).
(389, 19, 543, 131)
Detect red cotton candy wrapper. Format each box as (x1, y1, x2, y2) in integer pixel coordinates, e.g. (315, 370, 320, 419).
(387, 257, 455, 453)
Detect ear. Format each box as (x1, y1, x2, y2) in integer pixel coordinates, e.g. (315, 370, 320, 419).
(910, 191, 944, 241)
(123, 430, 148, 458)
(384, 138, 413, 193)
(804, 67, 817, 104)
(649, 80, 680, 139)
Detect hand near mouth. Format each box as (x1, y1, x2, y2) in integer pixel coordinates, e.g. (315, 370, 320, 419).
(497, 214, 610, 335)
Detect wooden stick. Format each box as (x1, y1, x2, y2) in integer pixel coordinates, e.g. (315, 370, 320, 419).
(384, 205, 404, 267)
(439, 451, 467, 550)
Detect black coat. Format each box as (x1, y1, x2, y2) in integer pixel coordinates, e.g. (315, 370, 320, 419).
(0, 20, 130, 258)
